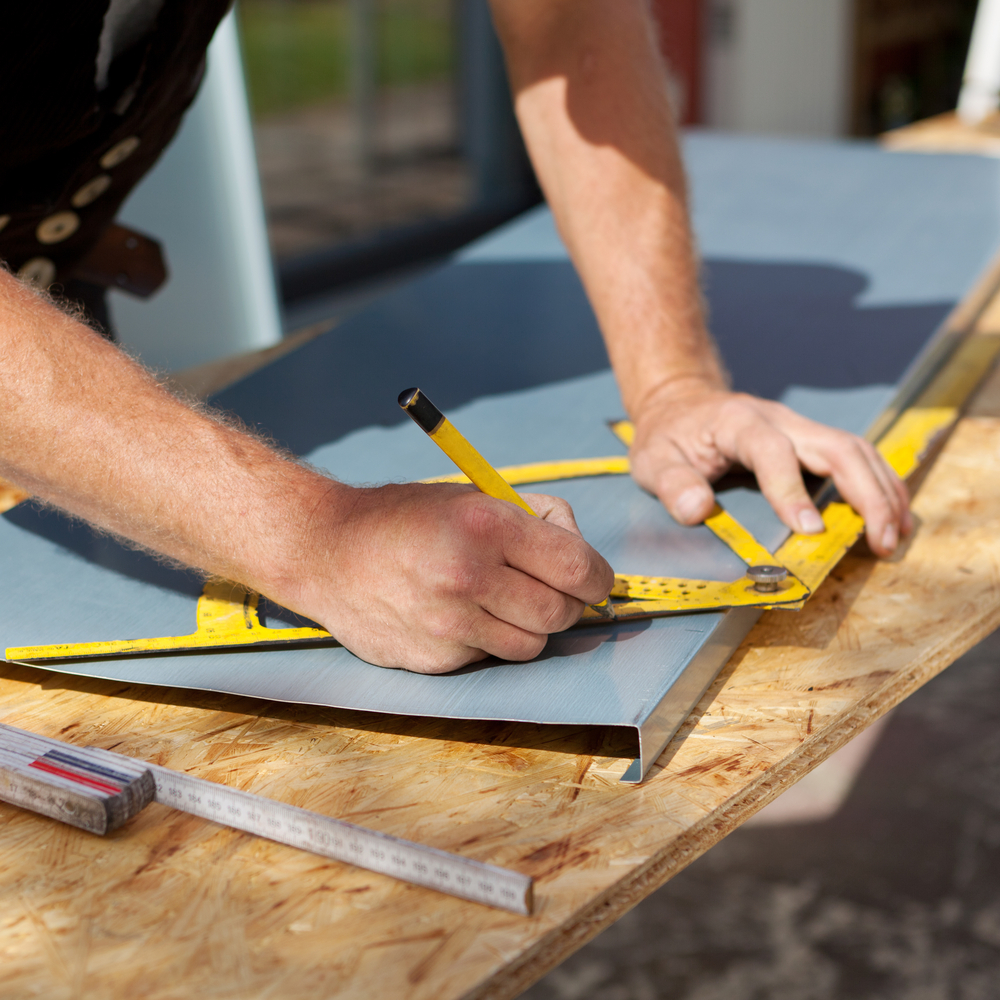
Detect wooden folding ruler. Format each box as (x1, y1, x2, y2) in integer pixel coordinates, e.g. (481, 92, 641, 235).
(6, 328, 1000, 664)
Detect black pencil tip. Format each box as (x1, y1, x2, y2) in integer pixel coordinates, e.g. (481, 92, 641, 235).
(398, 387, 445, 434)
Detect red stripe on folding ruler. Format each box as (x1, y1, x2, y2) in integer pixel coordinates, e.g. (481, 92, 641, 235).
(29, 759, 121, 795)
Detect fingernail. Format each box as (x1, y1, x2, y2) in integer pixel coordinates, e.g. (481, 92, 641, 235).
(881, 524, 898, 552)
(797, 508, 825, 534)
(674, 487, 707, 523)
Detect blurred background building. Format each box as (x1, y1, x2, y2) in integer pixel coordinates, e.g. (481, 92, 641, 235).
(232, 0, 980, 318)
(236, 0, 538, 310)
(105, 0, 985, 374)
(700, 0, 978, 136)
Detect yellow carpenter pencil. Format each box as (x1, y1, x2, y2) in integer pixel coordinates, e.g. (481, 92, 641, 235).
(398, 387, 613, 619)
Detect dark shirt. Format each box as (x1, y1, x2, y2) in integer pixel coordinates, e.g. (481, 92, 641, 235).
(0, 1, 230, 290)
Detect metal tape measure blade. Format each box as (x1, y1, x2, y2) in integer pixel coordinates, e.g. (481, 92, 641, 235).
(148, 763, 532, 913)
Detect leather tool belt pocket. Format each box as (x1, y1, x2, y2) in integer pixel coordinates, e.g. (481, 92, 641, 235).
(69, 222, 168, 298)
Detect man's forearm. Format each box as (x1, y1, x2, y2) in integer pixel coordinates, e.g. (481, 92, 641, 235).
(0, 272, 340, 607)
(489, 0, 911, 553)
(490, 0, 725, 417)
(0, 272, 613, 671)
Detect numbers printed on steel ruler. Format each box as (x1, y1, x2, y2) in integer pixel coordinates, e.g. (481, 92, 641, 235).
(0, 722, 533, 915)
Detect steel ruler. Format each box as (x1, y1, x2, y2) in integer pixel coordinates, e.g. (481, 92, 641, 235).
(0, 720, 533, 913)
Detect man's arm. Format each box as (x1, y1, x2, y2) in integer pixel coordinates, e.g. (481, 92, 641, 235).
(0, 273, 612, 671)
(489, 0, 911, 556)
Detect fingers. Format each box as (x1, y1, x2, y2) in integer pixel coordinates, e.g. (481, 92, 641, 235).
(628, 391, 914, 557)
(480, 565, 586, 634)
(424, 601, 552, 667)
(654, 463, 717, 525)
(498, 502, 614, 605)
(381, 617, 546, 674)
(468, 615, 549, 662)
(761, 411, 911, 556)
(345, 571, 559, 674)
(822, 438, 910, 556)
(405, 564, 583, 672)
(863, 446, 912, 535)
(310, 483, 612, 675)
(733, 421, 825, 535)
(630, 438, 716, 525)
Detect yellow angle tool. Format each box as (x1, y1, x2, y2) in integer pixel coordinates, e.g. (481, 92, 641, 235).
(5, 581, 334, 662)
(7, 329, 999, 664)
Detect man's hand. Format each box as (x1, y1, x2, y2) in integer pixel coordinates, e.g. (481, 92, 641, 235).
(629, 380, 912, 557)
(0, 271, 610, 675)
(492, 0, 913, 555)
(287, 484, 614, 674)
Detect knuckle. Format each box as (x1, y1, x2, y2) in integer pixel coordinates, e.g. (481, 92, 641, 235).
(846, 437, 877, 466)
(820, 425, 851, 444)
(555, 537, 596, 593)
(720, 394, 756, 418)
(536, 594, 582, 634)
(424, 606, 475, 643)
(739, 424, 789, 461)
(451, 563, 488, 601)
(456, 494, 506, 543)
(866, 494, 894, 523)
(858, 438, 881, 459)
(500, 632, 547, 662)
(546, 495, 573, 519)
(809, 430, 843, 455)
(754, 443, 801, 481)
(426, 558, 483, 605)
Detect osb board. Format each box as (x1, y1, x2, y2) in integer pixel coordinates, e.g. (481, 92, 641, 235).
(881, 111, 1000, 157)
(0, 399, 998, 1000)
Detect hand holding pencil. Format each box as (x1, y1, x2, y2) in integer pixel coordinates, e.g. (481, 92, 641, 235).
(275, 392, 613, 675)
(399, 388, 614, 621)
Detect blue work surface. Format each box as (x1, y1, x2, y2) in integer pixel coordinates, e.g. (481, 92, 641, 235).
(3, 134, 999, 780)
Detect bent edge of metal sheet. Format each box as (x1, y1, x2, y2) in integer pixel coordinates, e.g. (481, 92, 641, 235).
(624, 608, 762, 782)
(1, 601, 763, 787)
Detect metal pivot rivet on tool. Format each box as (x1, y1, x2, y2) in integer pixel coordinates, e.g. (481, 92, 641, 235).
(747, 565, 789, 592)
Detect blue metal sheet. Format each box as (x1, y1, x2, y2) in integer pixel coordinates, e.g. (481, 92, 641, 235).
(3, 135, 999, 780)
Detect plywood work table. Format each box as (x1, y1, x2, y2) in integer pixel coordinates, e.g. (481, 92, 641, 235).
(4, 133, 1000, 998)
(0, 367, 998, 1000)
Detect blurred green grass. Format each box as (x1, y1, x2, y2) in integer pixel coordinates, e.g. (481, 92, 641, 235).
(237, 0, 454, 117)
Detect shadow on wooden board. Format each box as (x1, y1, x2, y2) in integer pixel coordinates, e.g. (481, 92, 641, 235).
(647, 548, 880, 776)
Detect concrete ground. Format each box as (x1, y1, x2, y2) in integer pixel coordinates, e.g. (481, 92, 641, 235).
(522, 627, 1000, 1000)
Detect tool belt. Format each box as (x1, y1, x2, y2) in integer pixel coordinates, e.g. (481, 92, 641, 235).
(68, 222, 167, 299)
